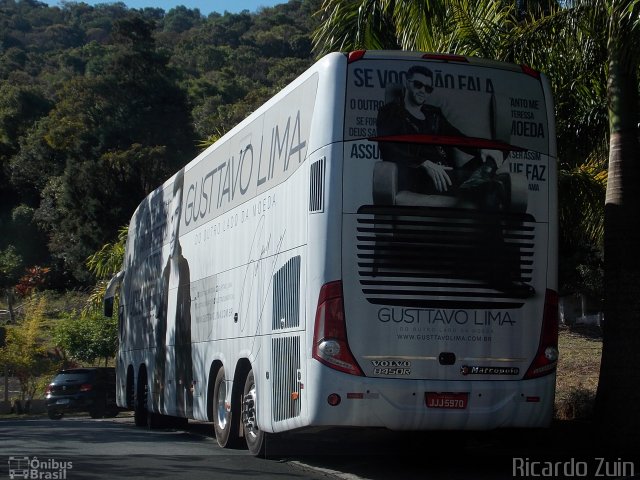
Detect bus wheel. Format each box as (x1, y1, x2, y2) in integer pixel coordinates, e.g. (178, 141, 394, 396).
(126, 367, 135, 409)
(242, 370, 266, 456)
(134, 370, 148, 427)
(213, 367, 240, 448)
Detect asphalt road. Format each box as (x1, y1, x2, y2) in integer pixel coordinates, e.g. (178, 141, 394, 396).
(1, 414, 638, 480)
(1, 415, 329, 480)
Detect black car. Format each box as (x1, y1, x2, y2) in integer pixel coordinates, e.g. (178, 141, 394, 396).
(45, 367, 118, 420)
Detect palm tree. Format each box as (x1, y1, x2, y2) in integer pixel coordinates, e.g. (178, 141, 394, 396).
(84, 225, 127, 315)
(508, 1, 609, 254)
(313, 0, 516, 57)
(312, 0, 640, 443)
(594, 0, 640, 446)
(531, 0, 640, 446)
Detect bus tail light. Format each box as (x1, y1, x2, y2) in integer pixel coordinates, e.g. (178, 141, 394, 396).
(421, 53, 468, 62)
(520, 64, 541, 79)
(348, 50, 366, 63)
(313, 281, 364, 376)
(524, 289, 559, 379)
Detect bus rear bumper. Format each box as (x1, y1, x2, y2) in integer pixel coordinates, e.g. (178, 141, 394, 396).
(303, 366, 556, 431)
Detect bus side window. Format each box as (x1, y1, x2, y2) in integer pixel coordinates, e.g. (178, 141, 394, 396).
(104, 297, 114, 318)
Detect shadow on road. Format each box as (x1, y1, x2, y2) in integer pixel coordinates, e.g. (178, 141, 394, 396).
(214, 419, 639, 479)
(177, 414, 640, 479)
(3, 413, 638, 479)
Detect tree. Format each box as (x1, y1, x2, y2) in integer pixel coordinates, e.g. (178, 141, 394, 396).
(512, 0, 640, 447)
(313, 0, 522, 57)
(84, 225, 127, 314)
(0, 0, 326, 292)
(15, 266, 51, 298)
(0, 84, 52, 159)
(51, 226, 124, 366)
(0, 295, 57, 400)
(52, 311, 117, 366)
(0, 85, 53, 275)
(162, 5, 202, 33)
(508, 1, 609, 295)
(0, 245, 23, 324)
(593, 0, 640, 446)
(20, 15, 196, 281)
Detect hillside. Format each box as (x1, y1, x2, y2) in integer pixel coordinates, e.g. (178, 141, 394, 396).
(0, 0, 321, 286)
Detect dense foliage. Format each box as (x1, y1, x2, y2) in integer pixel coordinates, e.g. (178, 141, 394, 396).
(52, 310, 118, 366)
(0, 0, 320, 285)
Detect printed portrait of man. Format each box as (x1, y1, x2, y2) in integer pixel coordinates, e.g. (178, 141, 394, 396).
(375, 65, 508, 210)
(372, 64, 533, 297)
(155, 167, 193, 417)
(376, 65, 464, 195)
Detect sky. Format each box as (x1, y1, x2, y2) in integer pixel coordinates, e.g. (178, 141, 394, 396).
(44, 1, 287, 15)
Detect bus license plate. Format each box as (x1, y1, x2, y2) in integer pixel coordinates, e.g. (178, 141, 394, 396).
(425, 392, 468, 409)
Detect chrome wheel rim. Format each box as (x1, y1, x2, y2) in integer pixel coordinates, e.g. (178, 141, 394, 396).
(243, 382, 258, 437)
(216, 379, 227, 430)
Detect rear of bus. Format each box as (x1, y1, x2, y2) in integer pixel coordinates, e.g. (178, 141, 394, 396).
(311, 51, 557, 430)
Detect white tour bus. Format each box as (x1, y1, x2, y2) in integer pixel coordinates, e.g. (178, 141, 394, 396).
(105, 50, 558, 455)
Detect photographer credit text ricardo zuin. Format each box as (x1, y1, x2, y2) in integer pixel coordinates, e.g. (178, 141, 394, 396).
(512, 457, 636, 478)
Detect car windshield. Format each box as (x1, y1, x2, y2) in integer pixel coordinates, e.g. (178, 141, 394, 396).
(53, 371, 94, 383)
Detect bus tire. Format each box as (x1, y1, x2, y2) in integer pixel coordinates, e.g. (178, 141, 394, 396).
(213, 366, 240, 448)
(126, 366, 135, 409)
(242, 369, 266, 456)
(146, 411, 164, 429)
(134, 369, 148, 427)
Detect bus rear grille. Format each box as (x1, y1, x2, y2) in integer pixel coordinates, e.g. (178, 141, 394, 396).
(355, 205, 537, 309)
(309, 157, 325, 213)
(271, 336, 301, 422)
(272, 256, 301, 330)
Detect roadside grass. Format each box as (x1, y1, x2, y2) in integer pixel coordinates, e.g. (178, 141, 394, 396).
(555, 324, 602, 420)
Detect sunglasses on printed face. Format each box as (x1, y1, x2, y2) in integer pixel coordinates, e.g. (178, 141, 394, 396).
(410, 79, 433, 92)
